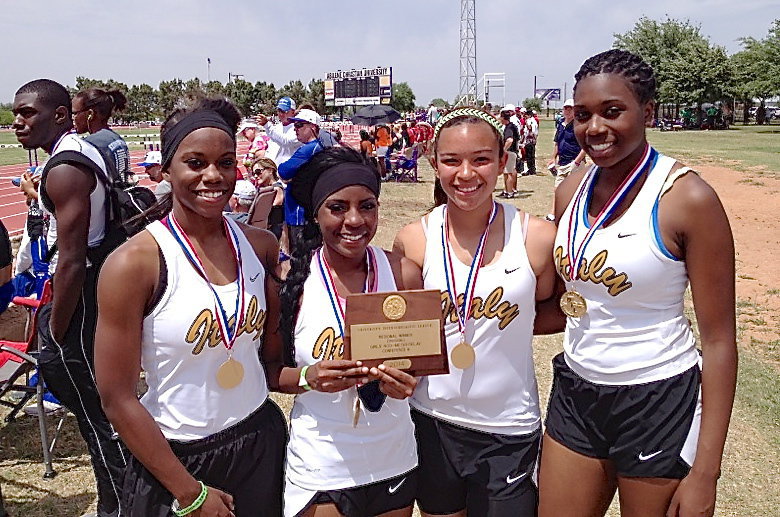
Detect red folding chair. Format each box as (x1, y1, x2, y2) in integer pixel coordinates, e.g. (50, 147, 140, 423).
(0, 280, 61, 478)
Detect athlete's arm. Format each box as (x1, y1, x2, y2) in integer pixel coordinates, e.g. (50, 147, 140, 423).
(94, 233, 235, 516)
(659, 170, 737, 517)
(45, 163, 95, 341)
(392, 219, 426, 269)
(262, 269, 369, 395)
(524, 214, 566, 335)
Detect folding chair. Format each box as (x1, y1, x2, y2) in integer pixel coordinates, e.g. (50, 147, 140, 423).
(0, 280, 62, 478)
(247, 186, 277, 230)
(389, 145, 420, 182)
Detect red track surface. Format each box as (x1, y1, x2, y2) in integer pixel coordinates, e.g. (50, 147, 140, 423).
(0, 125, 364, 237)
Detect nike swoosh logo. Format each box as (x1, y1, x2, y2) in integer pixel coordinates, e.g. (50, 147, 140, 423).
(617, 233, 636, 238)
(506, 472, 527, 484)
(388, 477, 406, 494)
(638, 450, 663, 461)
(505, 266, 521, 274)
(250, 273, 261, 282)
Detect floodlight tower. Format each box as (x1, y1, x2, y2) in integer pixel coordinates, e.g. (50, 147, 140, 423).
(456, 0, 477, 106)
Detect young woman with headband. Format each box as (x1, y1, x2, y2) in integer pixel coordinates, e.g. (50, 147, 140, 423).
(537, 49, 736, 517)
(264, 146, 422, 517)
(394, 107, 557, 516)
(94, 97, 285, 517)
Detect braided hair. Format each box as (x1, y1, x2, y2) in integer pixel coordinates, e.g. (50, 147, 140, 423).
(574, 49, 657, 104)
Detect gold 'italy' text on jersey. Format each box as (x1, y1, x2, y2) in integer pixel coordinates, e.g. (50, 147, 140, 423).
(554, 246, 632, 296)
(185, 294, 266, 355)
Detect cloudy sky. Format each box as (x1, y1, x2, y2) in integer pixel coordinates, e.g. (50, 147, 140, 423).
(2, 0, 777, 109)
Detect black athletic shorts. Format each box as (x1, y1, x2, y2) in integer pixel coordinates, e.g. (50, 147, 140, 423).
(545, 352, 701, 479)
(296, 470, 417, 517)
(412, 409, 539, 516)
(121, 400, 287, 517)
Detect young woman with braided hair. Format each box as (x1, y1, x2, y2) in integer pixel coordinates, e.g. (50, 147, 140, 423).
(537, 49, 736, 517)
(263, 146, 423, 517)
(95, 96, 285, 517)
(394, 107, 557, 516)
(72, 88, 133, 183)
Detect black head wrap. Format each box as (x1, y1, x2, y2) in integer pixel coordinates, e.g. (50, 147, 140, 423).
(291, 162, 381, 217)
(161, 110, 235, 169)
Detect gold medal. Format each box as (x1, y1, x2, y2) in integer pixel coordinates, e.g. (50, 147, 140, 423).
(382, 294, 407, 320)
(451, 341, 476, 369)
(216, 358, 245, 389)
(560, 290, 587, 318)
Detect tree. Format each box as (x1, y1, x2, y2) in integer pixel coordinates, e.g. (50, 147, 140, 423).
(253, 81, 278, 114)
(224, 79, 256, 116)
(306, 78, 330, 115)
(731, 20, 780, 124)
(0, 110, 13, 125)
(430, 98, 449, 108)
(391, 82, 416, 113)
(158, 79, 185, 115)
(203, 80, 225, 97)
(278, 80, 307, 106)
(125, 83, 157, 122)
(522, 97, 543, 113)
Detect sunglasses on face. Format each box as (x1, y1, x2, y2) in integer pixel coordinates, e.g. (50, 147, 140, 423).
(253, 168, 270, 176)
(294, 122, 307, 129)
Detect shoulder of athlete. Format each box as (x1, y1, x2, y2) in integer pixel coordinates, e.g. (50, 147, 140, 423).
(658, 162, 728, 235)
(393, 218, 427, 268)
(383, 248, 423, 291)
(236, 222, 279, 271)
(100, 230, 159, 300)
(553, 167, 589, 221)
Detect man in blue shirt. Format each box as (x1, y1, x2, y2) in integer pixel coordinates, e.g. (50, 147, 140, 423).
(546, 98, 587, 221)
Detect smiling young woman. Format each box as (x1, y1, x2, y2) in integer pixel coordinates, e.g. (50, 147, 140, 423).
(538, 49, 737, 517)
(94, 97, 284, 517)
(263, 146, 423, 517)
(393, 108, 557, 517)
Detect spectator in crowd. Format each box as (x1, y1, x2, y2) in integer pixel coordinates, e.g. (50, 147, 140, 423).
(226, 179, 257, 223)
(138, 150, 171, 200)
(12, 165, 48, 299)
(257, 96, 302, 166)
(546, 98, 587, 221)
(523, 109, 539, 176)
(13, 78, 126, 517)
(73, 88, 132, 184)
(238, 120, 270, 171)
(250, 157, 285, 240)
(359, 129, 375, 162)
(499, 106, 520, 198)
(374, 124, 393, 179)
(426, 102, 440, 124)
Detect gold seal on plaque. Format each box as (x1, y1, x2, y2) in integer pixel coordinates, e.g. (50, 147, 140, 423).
(560, 290, 587, 318)
(382, 294, 407, 320)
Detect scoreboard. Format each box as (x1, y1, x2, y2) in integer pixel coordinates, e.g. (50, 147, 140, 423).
(324, 66, 392, 106)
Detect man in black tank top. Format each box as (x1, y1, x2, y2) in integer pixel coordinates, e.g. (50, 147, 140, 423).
(12, 79, 126, 517)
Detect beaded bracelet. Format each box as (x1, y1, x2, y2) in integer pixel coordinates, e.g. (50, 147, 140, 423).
(172, 481, 208, 517)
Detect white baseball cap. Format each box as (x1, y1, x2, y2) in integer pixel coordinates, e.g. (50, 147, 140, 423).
(501, 104, 516, 112)
(289, 108, 322, 126)
(138, 151, 162, 167)
(232, 180, 256, 202)
(238, 121, 259, 133)
(563, 99, 575, 108)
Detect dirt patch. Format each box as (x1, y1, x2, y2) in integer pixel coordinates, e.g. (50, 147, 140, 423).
(697, 165, 780, 368)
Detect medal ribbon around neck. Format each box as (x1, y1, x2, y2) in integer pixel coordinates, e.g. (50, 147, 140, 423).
(166, 213, 246, 353)
(565, 144, 655, 281)
(317, 246, 378, 337)
(441, 202, 498, 341)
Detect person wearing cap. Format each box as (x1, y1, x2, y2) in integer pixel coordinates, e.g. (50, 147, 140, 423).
(498, 107, 521, 198)
(226, 179, 257, 224)
(138, 150, 171, 200)
(256, 96, 302, 167)
(238, 121, 270, 169)
(546, 99, 587, 221)
(523, 108, 539, 176)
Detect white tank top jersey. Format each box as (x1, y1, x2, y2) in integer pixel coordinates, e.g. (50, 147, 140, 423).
(286, 246, 417, 491)
(42, 133, 108, 273)
(412, 203, 540, 436)
(140, 218, 270, 441)
(553, 153, 699, 386)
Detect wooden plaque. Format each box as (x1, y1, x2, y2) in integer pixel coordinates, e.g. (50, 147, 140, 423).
(344, 289, 449, 376)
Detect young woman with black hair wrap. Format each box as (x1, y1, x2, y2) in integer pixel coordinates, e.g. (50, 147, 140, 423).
(72, 88, 133, 184)
(537, 49, 736, 517)
(94, 97, 285, 517)
(263, 147, 423, 517)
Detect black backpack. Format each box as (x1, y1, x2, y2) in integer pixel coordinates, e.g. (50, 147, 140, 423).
(40, 146, 156, 267)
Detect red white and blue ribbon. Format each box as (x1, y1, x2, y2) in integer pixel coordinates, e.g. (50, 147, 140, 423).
(441, 202, 498, 341)
(166, 213, 245, 352)
(566, 144, 656, 281)
(317, 246, 377, 338)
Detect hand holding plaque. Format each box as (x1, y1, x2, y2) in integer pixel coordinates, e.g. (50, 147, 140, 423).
(344, 289, 449, 376)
